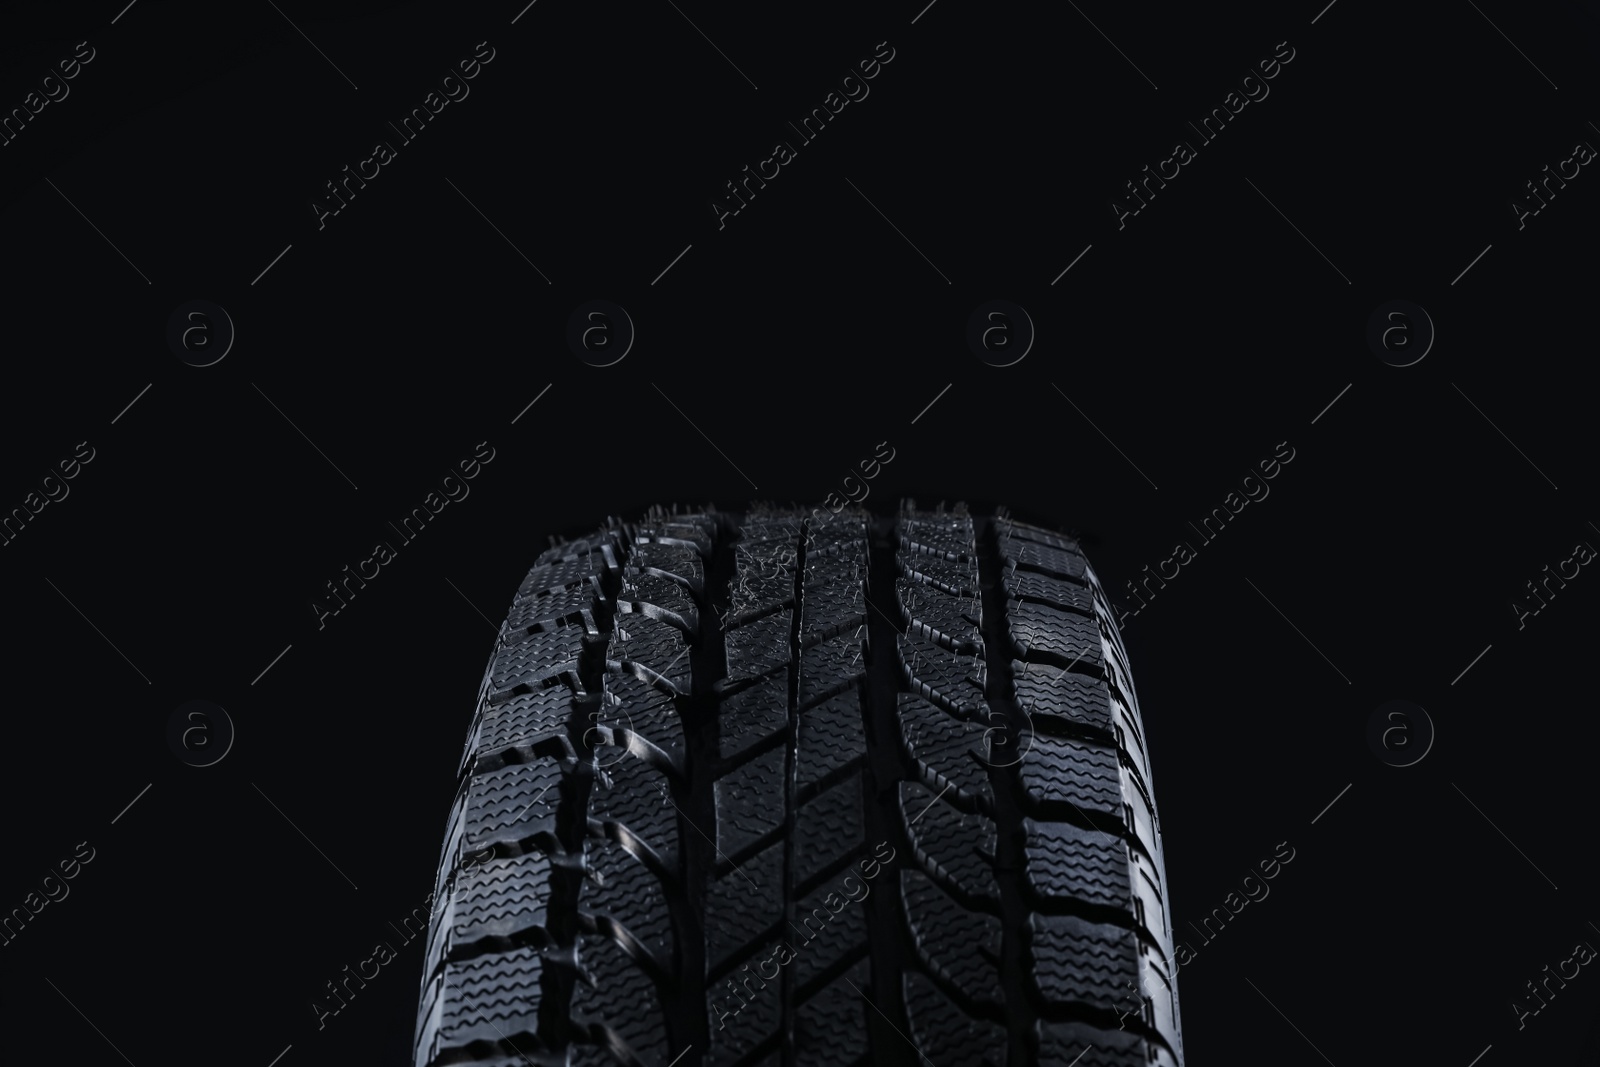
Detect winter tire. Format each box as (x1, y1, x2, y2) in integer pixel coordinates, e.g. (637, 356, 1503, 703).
(413, 503, 1184, 1067)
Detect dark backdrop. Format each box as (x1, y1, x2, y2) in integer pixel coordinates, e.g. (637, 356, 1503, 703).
(1, 1, 1597, 1065)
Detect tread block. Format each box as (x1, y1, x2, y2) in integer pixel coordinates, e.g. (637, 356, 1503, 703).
(1004, 569, 1092, 615)
(901, 869, 1003, 1010)
(898, 632, 985, 721)
(590, 756, 677, 870)
(464, 761, 565, 847)
(652, 513, 715, 533)
(1007, 539, 1089, 583)
(584, 839, 673, 963)
(897, 693, 994, 808)
(716, 744, 787, 856)
(705, 838, 785, 973)
(452, 850, 553, 946)
(897, 577, 983, 655)
(435, 946, 543, 1052)
(732, 533, 800, 609)
(798, 628, 864, 709)
(719, 675, 788, 761)
(1023, 819, 1133, 912)
(1009, 600, 1103, 671)
(725, 609, 792, 684)
(517, 554, 606, 601)
(792, 959, 870, 1067)
(623, 566, 699, 613)
(1012, 658, 1157, 800)
(998, 519, 1082, 554)
(898, 782, 999, 907)
(610, 613, 692, 689)
(633, 520, 714, 558)
(900, 513, 977, 560)
(1010, 661, 1113, 733)
(1028, 912, 1140, 1011)
(570, 934, 669, 1066)
(898, 553, 979, 598)
(789, 878, 870, 987)
(706, 957, 782, 1067)
(1019, 733, 1122, 815)
(794, 775, 865, 887)
(800, 536, 867, 646)
(796, 691, 866, 785)
(629, 536, 703, 573)
(491, 627, 587, 690)
(508, 583, 601, 632)
(622, 581, 696, 628)
(902, 971, 1003, 1067)
(600, 669, 685, 758)
(473, 684, 574, 756)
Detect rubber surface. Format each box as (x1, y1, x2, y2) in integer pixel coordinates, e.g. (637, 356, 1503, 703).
(413, 503, 1184, 1067)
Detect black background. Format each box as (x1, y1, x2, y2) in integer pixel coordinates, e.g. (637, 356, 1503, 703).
(2, 1, 1598, 1064)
